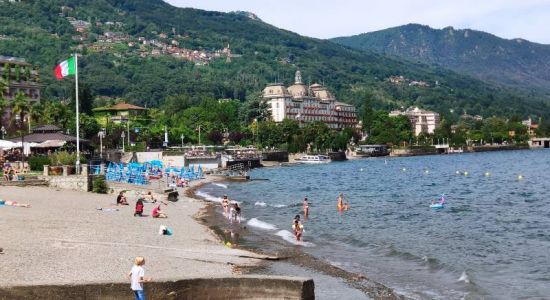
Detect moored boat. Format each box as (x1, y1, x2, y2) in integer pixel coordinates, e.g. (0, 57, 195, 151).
(295, 155, 331, 164)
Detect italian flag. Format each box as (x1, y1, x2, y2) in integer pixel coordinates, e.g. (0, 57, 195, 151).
(54, 56, 75, 79)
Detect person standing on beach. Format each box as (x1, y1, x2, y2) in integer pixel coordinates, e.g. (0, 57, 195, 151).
(127, 256, 151, 300)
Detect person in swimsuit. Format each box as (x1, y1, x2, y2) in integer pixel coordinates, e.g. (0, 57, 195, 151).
(337, 193, 345, 211)
(1, 200, 31, 208)
(293, 218, 303, 241)
(231, 203, 241, 224)
(303, 197, 309, 217)
(117, 192, 129, 205)
(222, 195, 230, 217)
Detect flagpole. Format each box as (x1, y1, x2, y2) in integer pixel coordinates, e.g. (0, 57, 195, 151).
(74, 53, 81, 174)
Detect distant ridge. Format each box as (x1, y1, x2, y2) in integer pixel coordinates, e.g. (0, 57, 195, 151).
(1, 1, 549, 118)
(332, 24, 550, 94)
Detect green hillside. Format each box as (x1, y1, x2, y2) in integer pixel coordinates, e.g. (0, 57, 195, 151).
(1, 1, 549, 120)
(332, 24, 550, 95)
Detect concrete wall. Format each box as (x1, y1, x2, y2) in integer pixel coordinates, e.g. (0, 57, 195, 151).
(162, 155, 185, 168)
(39, 175, 91, 192)
(136, 151, 163, 163)
(0, 276, 314, 300)
(184, 157, 220, 170)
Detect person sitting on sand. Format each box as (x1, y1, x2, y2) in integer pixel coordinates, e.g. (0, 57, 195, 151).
(0, 200, 31, 208)
(143, 191, 156, 203)
(3, 167, 11, 181)
(152, 202, 167, 218)
(134, 199, 144, 217)
(117, 192, 129, 206)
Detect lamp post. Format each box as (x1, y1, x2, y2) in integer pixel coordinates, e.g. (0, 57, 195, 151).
(15, 115, 25, 166)
(197, 125, 201, 145)
(98, 128, 106, 158)
(121, 131, 126, 152)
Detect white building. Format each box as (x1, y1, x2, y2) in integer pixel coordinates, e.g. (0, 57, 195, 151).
(262, 71, 357, 129)
(389, 107, 440, 136)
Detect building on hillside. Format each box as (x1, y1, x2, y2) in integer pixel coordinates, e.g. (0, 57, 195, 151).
(0, 56, 41, 103)
(522, 118, 539, 137)
(262, 70, 358, 129)
(92, 102, 147, 126)
(389, 107, 440, 136)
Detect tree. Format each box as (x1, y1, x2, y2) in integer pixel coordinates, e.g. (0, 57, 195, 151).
(11, 92, 29, 127)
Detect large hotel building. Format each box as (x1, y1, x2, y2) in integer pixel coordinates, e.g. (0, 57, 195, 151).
(262, 71, 357, 129)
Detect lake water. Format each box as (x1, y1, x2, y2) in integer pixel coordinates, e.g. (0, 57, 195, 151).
(198, 150, 550, 299)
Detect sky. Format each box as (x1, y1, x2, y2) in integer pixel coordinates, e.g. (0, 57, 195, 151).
(164, 0, 550, 44)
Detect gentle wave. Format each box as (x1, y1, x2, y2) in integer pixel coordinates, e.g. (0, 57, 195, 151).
(254, 201, 286, 208)
(458, 271, 471, 284)
(213, 183, 228, 189)
(196, 191, 223, 203)
(247, 218, 278, 230)
(275, 230, 315, 247)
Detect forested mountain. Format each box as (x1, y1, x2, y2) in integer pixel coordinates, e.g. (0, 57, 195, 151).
(1, 1, 549, 120)
(332, 24, 550, 95)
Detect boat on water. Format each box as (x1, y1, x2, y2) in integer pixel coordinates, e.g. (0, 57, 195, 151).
(295, 155, 331, 164)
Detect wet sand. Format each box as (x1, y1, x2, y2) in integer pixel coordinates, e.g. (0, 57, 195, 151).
(194, 189, 403, 300)
(0, 177, 264, 287)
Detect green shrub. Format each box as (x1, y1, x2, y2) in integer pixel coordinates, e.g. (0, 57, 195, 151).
(92, 175, 108, 194)
(48, 151, 87, 165)
(27, 156, 51, 171)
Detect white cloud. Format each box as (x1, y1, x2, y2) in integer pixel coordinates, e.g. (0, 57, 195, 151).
(164, 0, 550, 43)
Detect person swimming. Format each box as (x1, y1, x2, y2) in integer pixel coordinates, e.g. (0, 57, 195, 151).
(337, 193, 344, 211)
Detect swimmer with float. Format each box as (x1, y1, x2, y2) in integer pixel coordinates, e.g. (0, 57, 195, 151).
(292, 215, 304, 241)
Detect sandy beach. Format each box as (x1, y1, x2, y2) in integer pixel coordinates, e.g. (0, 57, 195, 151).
(0, 177, 261, 287)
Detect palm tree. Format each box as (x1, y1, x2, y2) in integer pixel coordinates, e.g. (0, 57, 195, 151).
(0, 77, 7, 120)
(11, 92, 29, 129)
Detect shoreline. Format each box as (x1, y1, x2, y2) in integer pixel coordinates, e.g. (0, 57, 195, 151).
(190, 175, 404, 299)
(0, 177, 265, 287)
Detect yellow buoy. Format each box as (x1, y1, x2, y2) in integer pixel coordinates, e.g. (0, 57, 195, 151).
(464, 171, 469, 176)
(518, 175, 523, 180)
(485, 172, 491, 177)
(424, 170, 429, 174)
